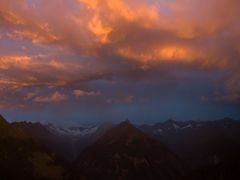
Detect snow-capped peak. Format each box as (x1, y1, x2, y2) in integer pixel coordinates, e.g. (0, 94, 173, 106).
(182, 124, 193, 129)
(47, 125, 98, 137)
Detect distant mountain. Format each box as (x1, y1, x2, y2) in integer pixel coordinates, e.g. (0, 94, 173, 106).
(139, 118, 240, 170)
(0, 114, 64, 179)
(72, 121, 184, 180)
(47, 124, 99, 137)
(12, 121, 114, 161)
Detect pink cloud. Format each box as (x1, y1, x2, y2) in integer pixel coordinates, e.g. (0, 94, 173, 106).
(33, 92, 68, 103)
(0, 0, 240, 109)
(73, 90, 101, 97)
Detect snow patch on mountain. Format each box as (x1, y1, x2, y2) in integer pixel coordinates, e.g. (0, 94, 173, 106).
(47, 125, 98, 137)
(182, 124, 193, 129)
(173, 123, 180, 129)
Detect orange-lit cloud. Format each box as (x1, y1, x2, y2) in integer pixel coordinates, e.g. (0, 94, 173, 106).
(73, 90, 101, 97)
(0, 56, 32, 70)
(117, 45, 204, 63)
(0, 0, 240, 111)
(33, 92, 68, 103)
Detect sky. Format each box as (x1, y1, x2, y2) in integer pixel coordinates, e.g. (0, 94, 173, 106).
(0, 0, 240, 126)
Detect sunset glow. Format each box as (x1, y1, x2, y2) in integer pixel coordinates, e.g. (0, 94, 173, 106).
(0, 0, 240, 125)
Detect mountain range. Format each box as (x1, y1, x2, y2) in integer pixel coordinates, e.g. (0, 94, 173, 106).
(1, 114, 240, 179)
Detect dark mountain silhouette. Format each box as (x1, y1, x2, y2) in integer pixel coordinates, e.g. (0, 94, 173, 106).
(0, 115, 64, 179)
(1, 113, 240, 180)
(0, 114, 26, 139)
(139, 118, 240, 179)
(71, 121, 184, 180)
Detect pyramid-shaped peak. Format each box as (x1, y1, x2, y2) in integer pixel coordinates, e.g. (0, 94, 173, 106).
(118, 119, 134, 127)
(97, 120, 147, 144)
(115, 120, 141, 132)
(75, 120, 184, 180)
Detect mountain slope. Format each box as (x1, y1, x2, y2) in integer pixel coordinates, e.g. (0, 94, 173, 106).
(0, 115, 64, 179)
(12, 121, 77, 161)
(139, 118, 240, 169)
(0, 114, 26, 139)
(12, 121, 114, 161)
(72, 121, 184, 180)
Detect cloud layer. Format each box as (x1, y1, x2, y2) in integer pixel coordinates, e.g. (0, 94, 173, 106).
(0, 0, 240, 123)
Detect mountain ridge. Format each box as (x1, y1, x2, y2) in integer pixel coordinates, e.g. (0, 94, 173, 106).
(1, 114, 240, 180)
(72, 120, 184, 180)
